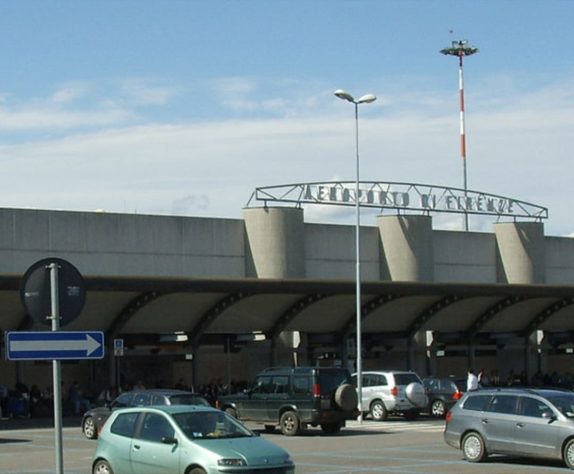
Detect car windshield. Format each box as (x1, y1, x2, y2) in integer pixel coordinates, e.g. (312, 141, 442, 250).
(394, 374, 421, 385)
(546, 394, 574, 418)
(169, 395, 210, 406)
(173, 411, 254, 440)
(318, 370, 350, 395)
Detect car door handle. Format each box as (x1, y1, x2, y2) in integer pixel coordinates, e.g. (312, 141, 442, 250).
(133, 444, 141, 450)
(481, 418, 488, 424)
(517, 423, 524, 428)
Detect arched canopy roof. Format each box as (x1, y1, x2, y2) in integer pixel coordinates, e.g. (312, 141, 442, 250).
(2, 275, 574, 346)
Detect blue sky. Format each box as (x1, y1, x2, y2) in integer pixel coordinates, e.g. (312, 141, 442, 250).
(0, 0, 572, 235)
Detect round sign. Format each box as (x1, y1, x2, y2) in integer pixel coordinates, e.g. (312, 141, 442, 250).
(20, 258, 86, 327)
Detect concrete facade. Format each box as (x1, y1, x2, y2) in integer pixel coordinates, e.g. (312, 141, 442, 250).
(0, 208, 245, 279)
(0, 207, 561, 285)
(1, 206, 573, 392)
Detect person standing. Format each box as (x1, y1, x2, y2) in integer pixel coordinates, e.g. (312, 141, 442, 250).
(467, 369, 479, 391)
(68, 381, 91, 416)
(478, 368, 490, 387)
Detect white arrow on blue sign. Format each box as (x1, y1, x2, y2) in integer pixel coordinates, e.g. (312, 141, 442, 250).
(6, 331, 105, 361)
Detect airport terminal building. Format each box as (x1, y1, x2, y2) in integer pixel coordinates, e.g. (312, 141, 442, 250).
(1, 183, 574, 393)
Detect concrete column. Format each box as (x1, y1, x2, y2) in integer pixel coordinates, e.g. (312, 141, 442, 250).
(494, 222, 545, 284)
(269, 338, 277, 367)
(411, 330, 428, 375)
(468, 340, 476, 370)
(525, 331, 542, 382)
(524, 335, 532, 383)
(405, 339, 411, 370)
(108, 349, 116, 388)
(243, 207, 305, 279)
(191, 346, 199, 390)
(378, 215, 434, 281)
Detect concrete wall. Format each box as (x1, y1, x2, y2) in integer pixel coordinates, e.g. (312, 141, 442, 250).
(305, 222, 381, 280)
(545, 237, 574, 284)
(0, 208, 245, 278)
(434, 231, 497, 283)
(1, 207, 574, 286)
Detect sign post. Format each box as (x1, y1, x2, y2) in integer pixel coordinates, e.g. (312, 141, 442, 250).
(49, 263, 64, 474)
(19, 258, 88, 474)
(114, 338, 124, 390)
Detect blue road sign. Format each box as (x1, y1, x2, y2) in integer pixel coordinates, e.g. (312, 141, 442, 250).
(6, 331, 105, 361)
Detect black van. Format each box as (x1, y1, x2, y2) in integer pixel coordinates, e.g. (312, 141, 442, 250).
(217, 366, 358, 435)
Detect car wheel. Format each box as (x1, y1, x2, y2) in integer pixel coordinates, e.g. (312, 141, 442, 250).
(187, 468, 207, 474)
(93, 459, 114, 474)
(264, 424, 275, 433)
(430, 399, 446, 418)
(224, 407, 237, 418)
(320, 422, 341, 434)
(462, 432, 487, 463)
(334, 384, 358, 411)
(279, 410, 301, 436)
(83, 416, 98, 439)
(563, 438, 574, 469)
(370, 400, 388, 421)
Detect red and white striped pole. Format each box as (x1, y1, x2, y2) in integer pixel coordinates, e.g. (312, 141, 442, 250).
(441, 40, 478, 231)
(458, 52, 469, 231)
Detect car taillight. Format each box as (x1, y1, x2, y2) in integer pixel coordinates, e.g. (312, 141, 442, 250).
(390, 386, 398, 397)
(313, 383, 321, 397)
(445, 411, 452, 423)
(452, 390, 462, 400)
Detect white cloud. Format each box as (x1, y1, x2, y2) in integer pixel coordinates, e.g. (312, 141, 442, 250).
(121, 79, 181, 106)
(0, 106, 135, 131)
(0, 73, 571, 236)
(50, 83, 90, 104)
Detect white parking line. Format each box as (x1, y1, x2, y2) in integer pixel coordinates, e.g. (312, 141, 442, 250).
(346, 420, 445, 432)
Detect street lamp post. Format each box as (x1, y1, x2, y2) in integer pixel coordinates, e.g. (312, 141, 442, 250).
(334, 89, 376, 423)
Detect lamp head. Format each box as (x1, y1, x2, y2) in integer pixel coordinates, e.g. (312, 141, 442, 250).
(334, 89, 355, 103)
(357, 94, 376, 104)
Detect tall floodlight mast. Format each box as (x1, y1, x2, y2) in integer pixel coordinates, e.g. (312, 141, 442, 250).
(441, 39, 478, 231)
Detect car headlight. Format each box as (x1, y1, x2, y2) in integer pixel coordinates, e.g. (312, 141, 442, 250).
(217, 458, 247, 467)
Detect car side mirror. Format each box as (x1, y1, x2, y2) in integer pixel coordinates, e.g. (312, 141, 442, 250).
(542, 411, 556, 423)
(161, 436, 178, 445)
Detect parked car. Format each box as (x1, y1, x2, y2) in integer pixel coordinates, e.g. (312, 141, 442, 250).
(423, 376, 465, 418)
(351, 370, 428, 420)
(217, 366, 358, 436)
(92, 404, 295, 474)
(82, 389, 209, 439)
(444, 387, 574, 469)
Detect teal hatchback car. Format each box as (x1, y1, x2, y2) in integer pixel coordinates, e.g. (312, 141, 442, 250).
(92, 405, 295, 474)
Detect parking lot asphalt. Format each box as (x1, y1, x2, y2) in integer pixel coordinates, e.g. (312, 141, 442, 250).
(0, 417, 569, 474)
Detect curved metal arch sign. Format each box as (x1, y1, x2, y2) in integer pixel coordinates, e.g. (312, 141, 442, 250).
(247, 181, 548, 220)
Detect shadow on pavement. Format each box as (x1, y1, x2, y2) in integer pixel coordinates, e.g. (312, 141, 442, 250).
(0, 416, 82, 431)
(484, 454, 565, 470)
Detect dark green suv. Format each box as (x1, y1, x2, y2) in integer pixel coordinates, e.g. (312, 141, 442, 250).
(217, 366, 359, 436)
